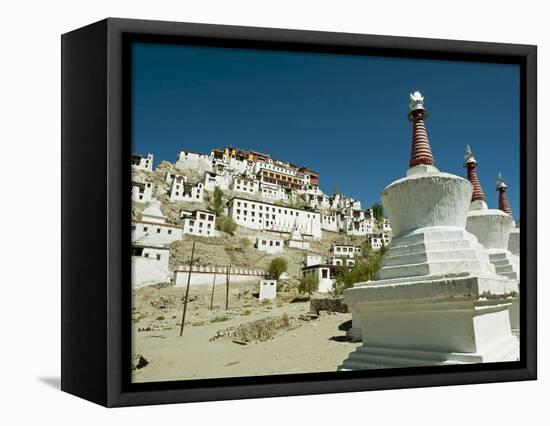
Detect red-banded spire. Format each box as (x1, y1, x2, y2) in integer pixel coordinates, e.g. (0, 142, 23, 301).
(408, 91, 434, 168)
(496, 173, 513, 216)
(463, 145, 486, 202)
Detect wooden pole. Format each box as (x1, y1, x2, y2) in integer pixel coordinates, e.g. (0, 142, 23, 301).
(179, 241, 196, 336)
(209, 264, 217, 310)
(225, 264, 230, 310)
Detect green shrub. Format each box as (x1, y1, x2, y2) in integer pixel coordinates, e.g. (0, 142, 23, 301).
(268, 257, 288, 280)
(212, 187, 224, 216)
(298, 274, 319, 297)
(217, 216, 237, 235)
(332, 248, 386, 296)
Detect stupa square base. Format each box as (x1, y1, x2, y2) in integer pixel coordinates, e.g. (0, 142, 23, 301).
(340, 275, 519, 370)
(338, 337, 519, 370)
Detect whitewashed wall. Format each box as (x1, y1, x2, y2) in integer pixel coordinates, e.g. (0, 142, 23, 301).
(259, 280, 277, 300)
(175, 150, 213, 174)
(255, 236, 284, 254)
(131, 182, 153, 204)
(131, 222, 183, 245)
(203, 172, 230, 191)
(174, 268, 268, 286)
(228, 197, 322, 238)
(131, 247, 170, 288)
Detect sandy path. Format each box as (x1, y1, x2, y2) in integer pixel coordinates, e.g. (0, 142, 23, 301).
(132, 291, 360, 383)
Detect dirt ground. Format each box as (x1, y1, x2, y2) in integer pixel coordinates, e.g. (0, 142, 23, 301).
(131, 281, 360, 383)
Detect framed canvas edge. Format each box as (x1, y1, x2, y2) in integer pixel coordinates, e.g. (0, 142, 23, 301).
(88, 18, 536, 407)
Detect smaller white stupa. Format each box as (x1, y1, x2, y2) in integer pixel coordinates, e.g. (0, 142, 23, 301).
(464, 149, 519, 280)
(286, 223, 310, 250)
(141, 199, 167, 224)
(463, 148, 519, 336)
(496, 173, 520, 256)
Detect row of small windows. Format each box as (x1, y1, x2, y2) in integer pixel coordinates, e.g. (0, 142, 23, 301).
(304, 268, 330, 279)
(235, 179, 255, 186)
(234, 201, 317, 219)
(236, 216, 270, 225)
(335, 246, 356, 252)
(188, 228, 211, 235)
(132, 247, 163, 260)
(236, 209, 276, 220)
(260, 240, 281, 247)
(186, 220, 212, 229)
(235, 185, 255, 193)
(143, 253, 162, 260)
(132, 225, 174, 235)
(174, 191, 201, 199)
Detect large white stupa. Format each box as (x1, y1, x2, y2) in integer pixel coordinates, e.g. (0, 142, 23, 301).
(339, 92, 519, 370)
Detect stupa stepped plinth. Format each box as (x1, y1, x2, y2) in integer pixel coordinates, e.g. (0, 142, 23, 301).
(339, 92, 519, 370)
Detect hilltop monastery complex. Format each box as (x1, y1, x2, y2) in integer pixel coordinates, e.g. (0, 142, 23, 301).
(131, 143, 394, 288)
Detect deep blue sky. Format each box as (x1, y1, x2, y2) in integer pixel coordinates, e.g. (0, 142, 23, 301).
(132, 42, 520, 217)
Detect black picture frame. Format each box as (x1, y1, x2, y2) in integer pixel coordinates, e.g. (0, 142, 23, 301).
(61, 17, 537, 407)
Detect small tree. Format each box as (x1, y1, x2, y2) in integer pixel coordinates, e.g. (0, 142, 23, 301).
(371, 203, 384, 221)
(268, 257, 288, 280)
(332, 248, 386, 296)
(333, 186, 341, 196)
(212, 186, 224, 216)
(298, 274, 319, 297)
(216, 216, 237, 235)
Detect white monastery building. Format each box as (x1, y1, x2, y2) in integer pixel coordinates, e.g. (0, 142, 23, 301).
(301, 264, 336, 293)
(131, 199, 183, 245)
(329, 256, 355, 266)
(227, 197, 321, 239)
(321, 210, 339, 232)
(179, 209, 217, 237)
(165, 171, 187, 185)
(259, 182, 290, 202)
(131, 153, 153, 172)
(203, 172, 230, 191)
(131, 181, 153, 204)
(304, 255, 322, 267)
(175, 149, 213, 175)
(331, 243, 362, 258)
(255, 236, 284, 254)
(169, 177, 204, 203)
(366, 233, 390, 250)
(232, 176, 259, 195)
(131, 245, 170, 288)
